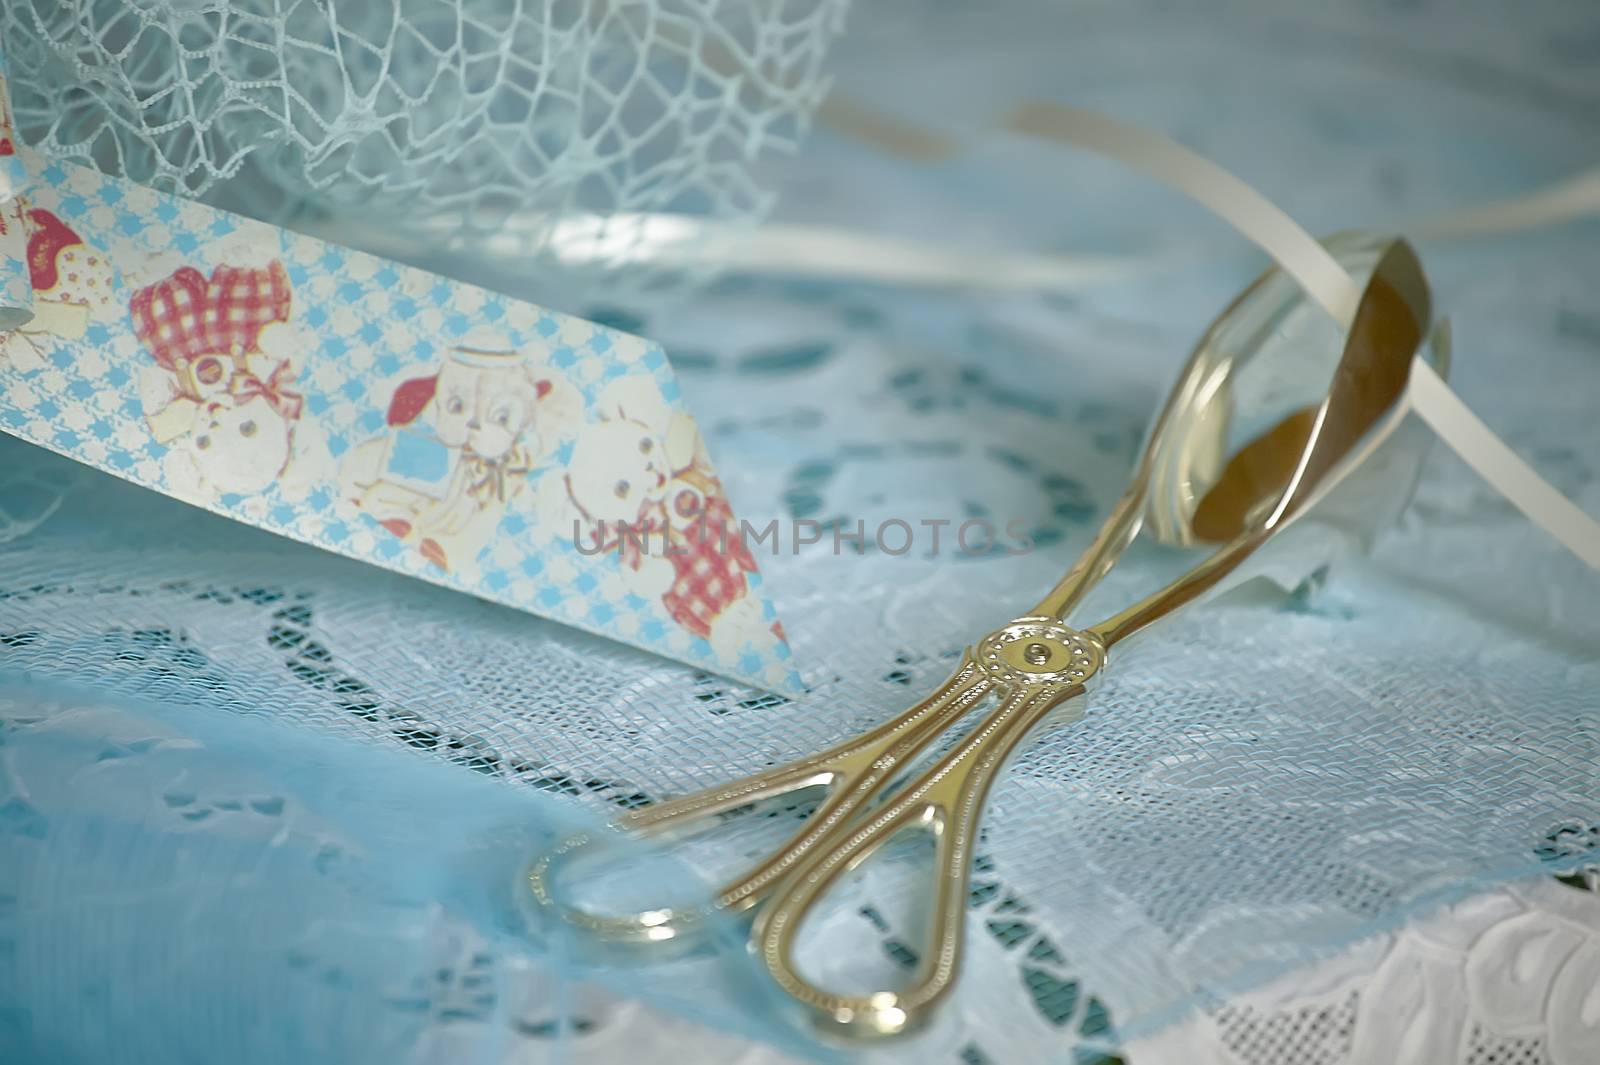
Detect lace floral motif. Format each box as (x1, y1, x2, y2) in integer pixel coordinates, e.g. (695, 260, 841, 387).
(1128, 872, 1600, 1065)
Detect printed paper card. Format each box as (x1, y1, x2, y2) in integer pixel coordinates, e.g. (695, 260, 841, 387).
(0, 72, 797, 693)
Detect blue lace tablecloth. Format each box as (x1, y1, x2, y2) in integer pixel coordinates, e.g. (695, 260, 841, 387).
(3, 1, 1599, 1063)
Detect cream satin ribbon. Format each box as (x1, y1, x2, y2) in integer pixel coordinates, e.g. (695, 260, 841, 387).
(503, 93, 1600, 571)
(988, 100, 1600, 572)
(320, 106, 1600, 296)
(552, 94, 1600, 570)
(370, 95, 1600, 294)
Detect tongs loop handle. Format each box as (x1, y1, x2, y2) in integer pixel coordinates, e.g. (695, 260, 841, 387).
(526, 753, 833, 947)
(754, 679, 1093, 1039)
(529, 661, 993, 948)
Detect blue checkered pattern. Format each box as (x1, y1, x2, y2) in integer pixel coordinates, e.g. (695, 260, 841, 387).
(0, 150, 798, 693)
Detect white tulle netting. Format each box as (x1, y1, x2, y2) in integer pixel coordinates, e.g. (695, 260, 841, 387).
(0, 0, 846, 306)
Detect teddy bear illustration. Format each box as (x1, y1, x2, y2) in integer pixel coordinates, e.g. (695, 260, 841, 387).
(560, 377, 777, 660)
(0, 205, 117, 373)
(340, 340, 580, 573)
(130, 257, 317, 501)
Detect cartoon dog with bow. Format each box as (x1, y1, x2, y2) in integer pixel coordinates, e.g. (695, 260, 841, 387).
(340, 341, 580, 574)
(556, 377, 780, 660)
(130, 257, 316, 501)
